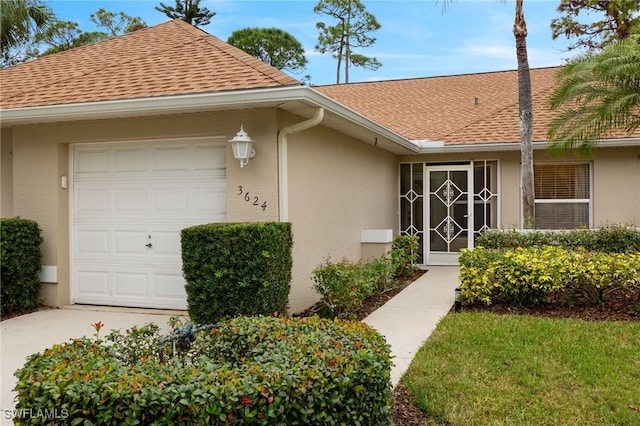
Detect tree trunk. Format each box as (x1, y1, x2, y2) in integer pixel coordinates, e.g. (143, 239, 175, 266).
(514, 0, 535, 229)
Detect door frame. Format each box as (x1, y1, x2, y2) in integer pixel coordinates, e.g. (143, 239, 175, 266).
(425, 163, 473, 265)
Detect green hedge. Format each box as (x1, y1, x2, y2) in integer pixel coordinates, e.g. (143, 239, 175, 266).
(181, 222, 292, 324)
(1, 218, 43, 316)
(312, 235, 419, 318)
(476, 225, 640, 253)
(459, 246, 640, 307)
(14, 315, 393, 425)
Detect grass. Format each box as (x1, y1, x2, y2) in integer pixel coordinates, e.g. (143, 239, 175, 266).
(402, 312, 640, 425)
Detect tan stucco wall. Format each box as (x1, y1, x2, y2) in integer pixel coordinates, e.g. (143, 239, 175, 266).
(6, 108, 399, 313)
(1, 128, 14, 217)
(8, 109, 280, 308)
(287, 122, 399, 312)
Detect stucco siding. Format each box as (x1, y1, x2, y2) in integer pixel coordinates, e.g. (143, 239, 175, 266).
(591, 147, 640, 226)
(287, 124, 398, 312)
(1, 128, 13, 217)
(8, 110, 281, 308)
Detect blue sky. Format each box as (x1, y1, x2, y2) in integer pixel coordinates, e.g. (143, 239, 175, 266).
(45, 0, 578, 85)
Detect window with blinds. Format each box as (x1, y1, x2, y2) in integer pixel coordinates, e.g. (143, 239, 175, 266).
(534, 163, 591, 229)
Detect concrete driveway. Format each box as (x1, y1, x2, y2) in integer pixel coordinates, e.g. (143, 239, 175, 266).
(1, 306, 183, 425)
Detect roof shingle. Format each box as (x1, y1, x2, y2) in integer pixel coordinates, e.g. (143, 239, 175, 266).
(315, 68, 561, 144)
(0, 19, 301, 109)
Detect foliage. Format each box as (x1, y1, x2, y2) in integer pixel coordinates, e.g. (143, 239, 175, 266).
(314, 0, 381, 83)
(155, 0, 215, 27)
(227, 27, 308, 72)
(89, 8, 147, 36)
(0, 0, 54, 52)
(312, 235, 419, 318)
(404, 312, 640, 425)
(1, 218, 43, 316)
(14, 315, 393, 425)
(459, 246, 640, 306)
(551, 0, 640, 52)
(35, 9, 146, 56)
(35, 20, 107, 55)
(548, 33, 640, 156)
(1, 0, 55, 66)
(476, 226, 640, 253)
(391, 234, 420, 277)
(181, 222, 292, 324)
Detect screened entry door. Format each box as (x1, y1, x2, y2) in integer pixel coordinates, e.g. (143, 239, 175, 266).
(427, 165, 472, 264)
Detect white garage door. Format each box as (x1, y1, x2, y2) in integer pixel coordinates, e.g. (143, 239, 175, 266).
(71, 138, 226, 310)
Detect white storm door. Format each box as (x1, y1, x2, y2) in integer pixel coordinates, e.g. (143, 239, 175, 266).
(426, 165, 472, 265)
(72, 138, 226, 310)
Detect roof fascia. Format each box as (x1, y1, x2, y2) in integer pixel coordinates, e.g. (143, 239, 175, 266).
(0, 86, 418, 154)
(417, 138, 640, 154)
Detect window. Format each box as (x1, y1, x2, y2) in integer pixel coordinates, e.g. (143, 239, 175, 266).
(534, 163, 591, 229)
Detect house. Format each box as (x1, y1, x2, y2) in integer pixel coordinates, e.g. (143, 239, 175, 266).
(1, 20, 638, 313)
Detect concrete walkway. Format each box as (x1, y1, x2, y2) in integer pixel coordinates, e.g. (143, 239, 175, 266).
(364, 266, 460, 386)
(0, 266, 459, 423)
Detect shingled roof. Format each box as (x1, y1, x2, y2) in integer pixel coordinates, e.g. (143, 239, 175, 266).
(315, 68, 564, 145)
(0, 19, 301, 109)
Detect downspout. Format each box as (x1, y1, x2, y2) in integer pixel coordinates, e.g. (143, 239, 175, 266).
(277, 107, 325, 222)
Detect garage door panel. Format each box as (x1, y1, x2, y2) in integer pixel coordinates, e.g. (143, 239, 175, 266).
(192, 181, 226, 216)
(114, 272, 149, 298)
(75, 270, 111, 298)
(194, 144, 226, 171)
(152, 186, 189, 216)
(114, 147, 147, 173)
(114, 230, 149, 256)
(154, 273, 188, 300)
(152, 145, 189, 172)
(75, 148, 109, 175)
(72, 138, 226, 310)
(76, 230, 109, 256)
(152, 231, 181, 257)
(114, 188, 148, 215)
(75, 189, 109, 217)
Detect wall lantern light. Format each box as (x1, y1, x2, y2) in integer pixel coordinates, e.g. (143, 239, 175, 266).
(228, 125, 256, 168)
(454, 287, 462, 313)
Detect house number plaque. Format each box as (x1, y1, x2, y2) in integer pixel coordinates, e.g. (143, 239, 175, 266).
(237, 186, 267, 211)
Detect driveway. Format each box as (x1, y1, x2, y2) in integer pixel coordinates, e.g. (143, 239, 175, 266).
(1, 306, 183, 425)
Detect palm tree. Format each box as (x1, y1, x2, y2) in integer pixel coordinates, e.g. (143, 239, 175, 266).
(512, 0, 535, 229)
(1, 0, 54, 55)
(440, 0, 535, 227)
(547, 35, 640, 157)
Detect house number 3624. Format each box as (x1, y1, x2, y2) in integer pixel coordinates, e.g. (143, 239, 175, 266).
(237, 186, 267, 211)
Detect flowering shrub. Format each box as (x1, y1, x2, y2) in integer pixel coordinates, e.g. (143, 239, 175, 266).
(13, 315, 393, 425)
(459, 246, 640, 307)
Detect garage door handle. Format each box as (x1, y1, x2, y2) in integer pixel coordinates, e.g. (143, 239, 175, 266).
(145, 243, 153, 248)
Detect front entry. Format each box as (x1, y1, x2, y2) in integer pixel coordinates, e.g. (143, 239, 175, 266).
(426, 165, 472, 264)
(400, 161, 499, 265)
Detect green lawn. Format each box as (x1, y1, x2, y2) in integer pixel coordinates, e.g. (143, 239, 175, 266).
(402, 312, 640, 425)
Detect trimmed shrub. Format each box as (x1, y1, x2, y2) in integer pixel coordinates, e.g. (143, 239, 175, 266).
(181, 222, 292, 324)
(459, 246, 640, 307)
(312, 235, 419, 318)
(476, 225, 640, 253)
(390, 234, 420, 277)
(1, 218, 43, 316)
(14, 315, 393, 425)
